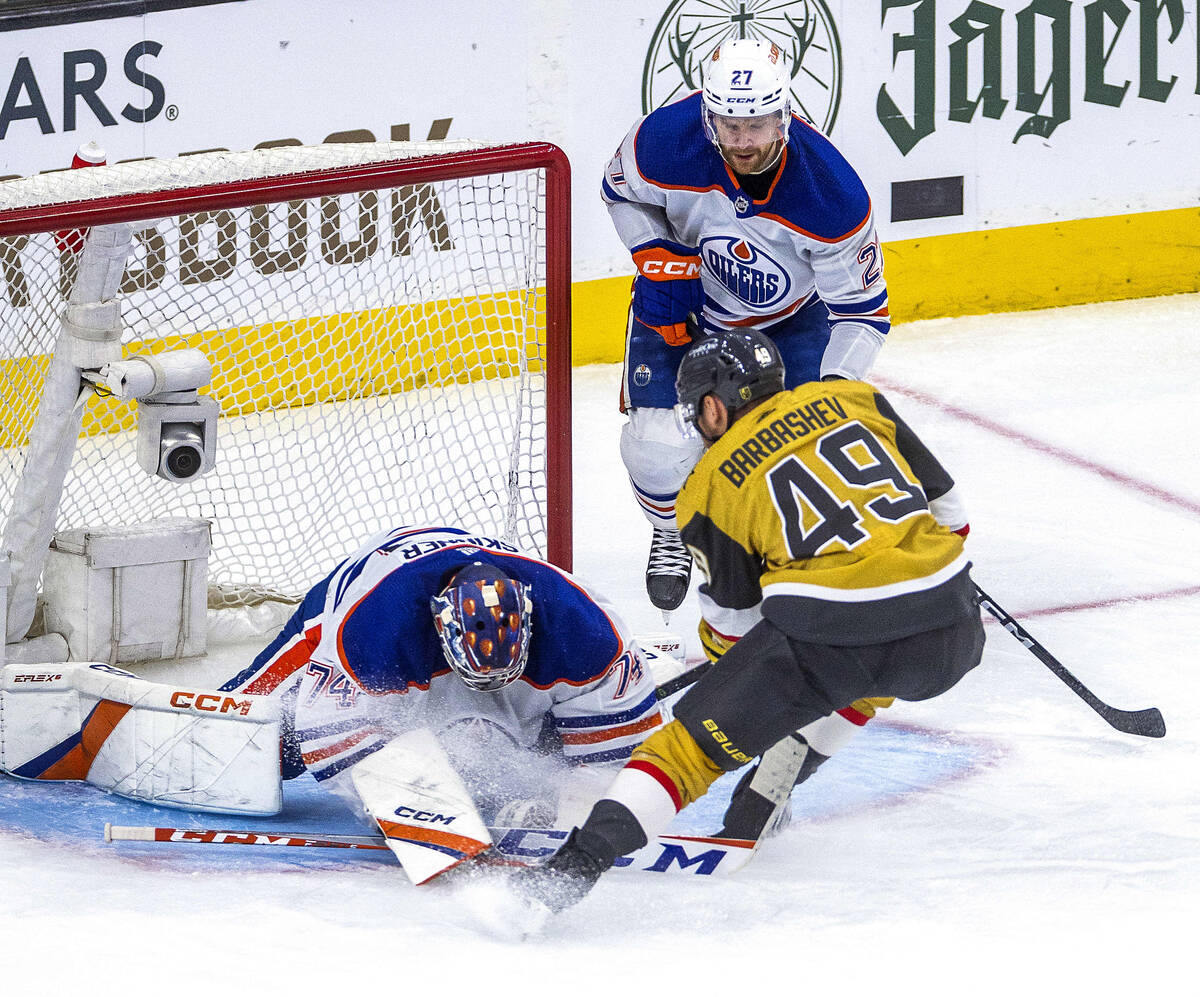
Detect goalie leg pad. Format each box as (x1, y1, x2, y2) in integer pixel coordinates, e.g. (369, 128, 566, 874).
(0, 661, 282, 814)
(349, 728, 492, 885)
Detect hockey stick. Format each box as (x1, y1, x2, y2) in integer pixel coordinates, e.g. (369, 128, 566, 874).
(103, 822, 757, 876)
(105, 823, 388, 849)
(974, 584, 1166, 738)
(655, 659, 711, 700)
(639, 633, 711, 700)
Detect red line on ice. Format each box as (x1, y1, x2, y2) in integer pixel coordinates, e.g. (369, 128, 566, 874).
(873, 377, 1200, 519)
(983, 584, 1200, 622)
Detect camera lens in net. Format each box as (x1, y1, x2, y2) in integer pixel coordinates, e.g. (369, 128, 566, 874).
(165, 445, 202, 479)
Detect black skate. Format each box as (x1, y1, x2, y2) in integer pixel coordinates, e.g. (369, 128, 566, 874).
(645, 527, 692, 611)
(510, 828, 607, 913)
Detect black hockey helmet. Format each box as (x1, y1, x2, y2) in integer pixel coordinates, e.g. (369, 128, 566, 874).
(674, 328, 785, 436)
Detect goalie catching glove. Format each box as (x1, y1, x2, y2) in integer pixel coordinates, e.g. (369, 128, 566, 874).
(630, 240, 705, 346)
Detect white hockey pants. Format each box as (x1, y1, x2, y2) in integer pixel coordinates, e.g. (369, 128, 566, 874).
(619, 407, 706, 530)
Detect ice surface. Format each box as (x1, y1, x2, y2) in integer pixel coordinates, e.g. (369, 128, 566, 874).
(2, 294, 1197, 996)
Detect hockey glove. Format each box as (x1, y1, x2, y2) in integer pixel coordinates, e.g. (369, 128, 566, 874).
(631, 240, 705, 347)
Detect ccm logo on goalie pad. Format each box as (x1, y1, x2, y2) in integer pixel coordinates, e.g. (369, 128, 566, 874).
(393, 806, 457, 825)
(169, 691, 254, 716)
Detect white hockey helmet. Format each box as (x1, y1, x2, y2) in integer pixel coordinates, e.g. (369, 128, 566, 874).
(701, 39, 792, 147)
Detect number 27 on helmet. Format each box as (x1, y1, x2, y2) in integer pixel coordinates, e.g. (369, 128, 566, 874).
(701, 39, 793, 150)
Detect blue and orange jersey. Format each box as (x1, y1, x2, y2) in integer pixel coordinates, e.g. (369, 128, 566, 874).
(224, 526, 663, 785)
(603, 92, 889, 375)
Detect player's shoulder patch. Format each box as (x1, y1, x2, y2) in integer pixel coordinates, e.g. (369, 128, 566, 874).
(633, 93, 725, 192)
(763, 117, 871, 242)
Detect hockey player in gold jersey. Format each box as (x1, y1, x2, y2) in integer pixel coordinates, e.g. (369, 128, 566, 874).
(515, 329, 985, 912)
(679, 378, 973, 647)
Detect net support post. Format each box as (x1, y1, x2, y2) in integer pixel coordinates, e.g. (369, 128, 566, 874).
(542, 144, 573, 572)
(2, 224, 133, 643)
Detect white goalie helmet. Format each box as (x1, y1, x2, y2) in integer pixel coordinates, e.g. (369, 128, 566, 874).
(701, 39, 792, 147)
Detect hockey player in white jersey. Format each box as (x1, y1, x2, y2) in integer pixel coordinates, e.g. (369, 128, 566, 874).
(603, 39, 890, 610)
(220, 525, 664, 830)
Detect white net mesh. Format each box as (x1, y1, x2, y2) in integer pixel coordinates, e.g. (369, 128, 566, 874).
(0, 141, 566, 609)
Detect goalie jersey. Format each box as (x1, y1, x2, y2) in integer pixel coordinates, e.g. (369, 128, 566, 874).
(677, 382, 975, 647)
(602, 92, 889, 372)
(222, 526, 663, 784)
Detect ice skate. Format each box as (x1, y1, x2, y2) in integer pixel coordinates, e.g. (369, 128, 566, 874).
(645, 527, 692, 611)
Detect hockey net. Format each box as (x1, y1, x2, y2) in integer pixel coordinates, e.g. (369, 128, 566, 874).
(0, 141, 572, 613)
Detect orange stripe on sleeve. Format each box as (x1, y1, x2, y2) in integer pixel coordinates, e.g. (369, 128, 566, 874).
(301, 727, 378, 764)
(243, 625, 321, 695)
(560, 712, 663, 746)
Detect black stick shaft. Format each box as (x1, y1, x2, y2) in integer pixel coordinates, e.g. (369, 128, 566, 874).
(975, 584, 1165, 738)
(656, 660, 711, 700)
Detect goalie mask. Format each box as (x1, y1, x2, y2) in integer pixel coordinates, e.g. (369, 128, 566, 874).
(674, 328, 785, 439)
(431, 562, 533, 692)
(701, 39, 792, 161)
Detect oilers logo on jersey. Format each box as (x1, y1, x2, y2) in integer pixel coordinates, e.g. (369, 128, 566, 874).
(700, 236, 793, 310)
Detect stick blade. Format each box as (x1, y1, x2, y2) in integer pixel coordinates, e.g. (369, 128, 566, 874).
(1106, 706, 1166, 739)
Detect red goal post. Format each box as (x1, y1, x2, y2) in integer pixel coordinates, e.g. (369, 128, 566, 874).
(0, 140, 572, 613)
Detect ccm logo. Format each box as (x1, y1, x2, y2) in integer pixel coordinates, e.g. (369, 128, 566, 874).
(640, 259, 701, 278)
(12, 672, 62, 683)
(169, 691, 253, 716)
(393, 806, 456, 825)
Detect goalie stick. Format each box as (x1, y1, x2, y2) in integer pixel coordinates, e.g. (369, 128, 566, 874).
(975, 584, 1166, 738)
(103, 822, 757, 877)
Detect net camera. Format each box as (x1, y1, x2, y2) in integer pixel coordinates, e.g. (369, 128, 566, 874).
(85, 350, 218, 483)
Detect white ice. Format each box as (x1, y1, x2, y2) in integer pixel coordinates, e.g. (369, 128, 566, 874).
(2, 293, 1197, 996)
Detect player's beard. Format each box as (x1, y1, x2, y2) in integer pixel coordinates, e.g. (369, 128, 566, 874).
(721, 139, 782, 176)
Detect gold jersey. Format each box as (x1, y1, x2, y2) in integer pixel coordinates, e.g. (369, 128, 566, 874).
(677, 381, 974, 645)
